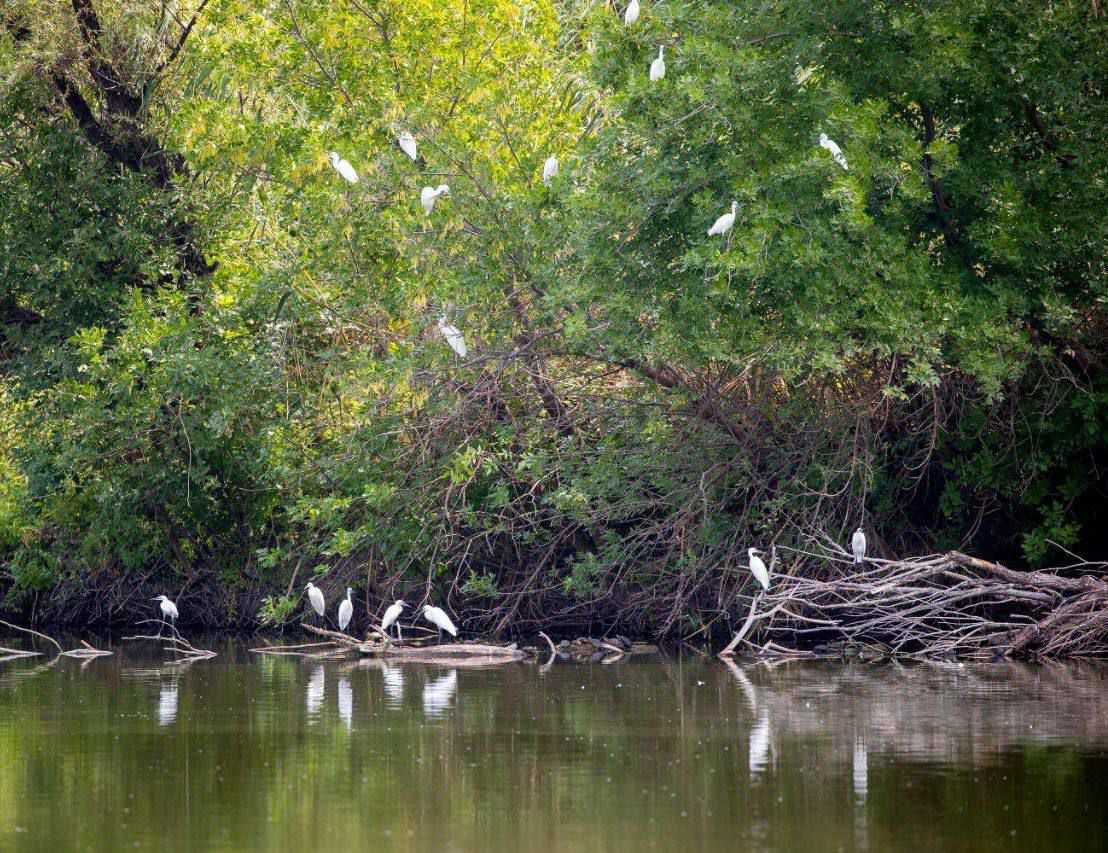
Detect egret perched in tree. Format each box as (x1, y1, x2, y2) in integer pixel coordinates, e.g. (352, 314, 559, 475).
(305, 582, 325, 618)
(624, 0, 640, 25)
(420, 604, 458, 644)
(421, 184, 450, 216)
(338, 588, 354, 632)
(818, 133, 848, 170)
(438, 315, 467, 358)
(708, 200, 738, 239)
(650, 45, 666, 81)
(747, 548, 771, 591)
(381, 599, 408, 640)
(329, 151, 360, 183)
(542, 155, 559, 186)
(152, 595, 178, 635)
(852, 527, 867, 565)
(397, 131, 418, 161)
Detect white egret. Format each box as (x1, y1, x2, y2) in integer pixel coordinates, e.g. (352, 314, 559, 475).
(381, 599, 408, 640)
(747, 548, 771, 591)
(329, 151, 360, 184)
(542, 155, 559, 186)
(650, 45, 666, 82)
(707, 200, 738, 238)
(338, 676, 353, 731)
(818, 133, 848, 170)
(421, 184, 450, 216)
(851, 527, 867, 565)
(151, 595, 178, 635)
(338, 587, 354, 632)
(397, 131, 418, 162)
(420, 604, 458, 644)
(305, 582, 325, 618)
(438, 315, 467, 358)
(624, 0, 640, 25)
(422, 669, 458, 718)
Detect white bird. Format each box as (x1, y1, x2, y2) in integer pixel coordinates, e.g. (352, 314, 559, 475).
(851, 527, 867, 565)
(420, 604, 458, 644)
(397, 131, 418, 161)
(708, 200, 738, 238)
(338, 676, 353, 731)
(305, 582, 325, 618)
(650, 45, 666, 82)
(381, 599, 408, 640)
(623, 0, 640, 25)
(421, 184, 450, 216)
(747, 548, 771, 591)
(818, 133, 848, 170)
(151, 595, 179, 634)
(329, 151, 360, 184)
(422, 669, 458, 718)
(338, 587, 354, 632)
(438, 315, 467, 358)
(542, 155, 559, 186)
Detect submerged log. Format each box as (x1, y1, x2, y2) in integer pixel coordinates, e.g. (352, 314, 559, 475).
(360, 642, 528, 662)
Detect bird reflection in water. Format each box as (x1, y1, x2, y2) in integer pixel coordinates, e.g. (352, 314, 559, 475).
(157, 682, 178, 727)
(305, 666, 325, 723)
(381, 665, 405, 707)
(422, 670, 458, 719)
(338, 675, 353, 731)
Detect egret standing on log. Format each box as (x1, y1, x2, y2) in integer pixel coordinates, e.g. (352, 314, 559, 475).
(397, 131, 418, 162)
(305, 582, 325, 621)
(747, 548, 771, 591)
(421, 184, 450, 216)
(708, 201, 738, 240)
(438, 315, 467, 358)
(152, 595, 178, 636)
(624, 0, 640, 25)
(329, 152, 360, 184)
(338, 588, 354, 632)
(420, 604, 458, 644)
(852, 527, 867, 565)
(542, 155, 559, 186)
(381, 599, 408, 641)
(818, 133, 848, 170)
(650, 45, 666, 82)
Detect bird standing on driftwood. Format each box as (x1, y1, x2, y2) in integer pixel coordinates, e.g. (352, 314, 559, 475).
(338, 588, 354, 632)
(421, 604, 459, 644)
(747, 548, 771, 591)
(852, 527, 867, 565)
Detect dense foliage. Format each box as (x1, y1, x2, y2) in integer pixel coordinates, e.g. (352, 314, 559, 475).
(1, 0, 1105, 636)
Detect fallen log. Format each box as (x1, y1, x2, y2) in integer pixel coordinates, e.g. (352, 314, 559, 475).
(360, 642, 528, 661)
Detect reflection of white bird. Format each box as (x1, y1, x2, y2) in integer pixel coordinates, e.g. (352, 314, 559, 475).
(329, 151, 360, 183)
(853, 739, 868, 802)
(157, 683, 178, 727)
(420, 605, 459, 644)
(381, 600, 408, 640)
(421, 184, 450, 216)
(650, 45, 665, 82)
(852, 527, 867, 565)
(748, 711, 771, 775)
(381, 666, 405, 705)
(305, 582, 325, 617)
(338, 588, 354, 632)
(623, 0, 640, 25)
(542, 155, 559, 186)
(819, 133, 848, 170)
(305, 666, 325, 721)
(708, 200, 737, 238)
(338, 676, 353, 731)
(438, 315, 467, 358)
(151, 595, 179, 632)
(397, 131, 418, 161)
(422, 670, 458, 718)
(747, 548, 771, 591)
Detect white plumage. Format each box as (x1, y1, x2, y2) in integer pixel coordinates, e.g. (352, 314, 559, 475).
(542, 155, 559, 186)
(421, 184, 450, 216)
(747, 548, 771, 591)
(329, 151, 360, 183)
(708, 200, 738, 237)
(623, 0, 640, 25)
(438, 315, 467, 357)
(338, 587, 354, 631)
(305, 582, 325, 617)
(152, 595, 179, 625)
(381, 599, 407, 636)
(421, 604, 458, 642)
(818, 133, 848, 170)
(650, 45, 665, 82)
(397, 131, 418, 161)
(852, 527, 867, 565)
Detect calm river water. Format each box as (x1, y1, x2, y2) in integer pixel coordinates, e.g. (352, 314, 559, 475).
(1, 640, 1107, 851)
